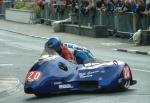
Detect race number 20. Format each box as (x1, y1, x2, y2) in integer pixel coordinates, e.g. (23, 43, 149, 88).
(26, 71, 42, 81)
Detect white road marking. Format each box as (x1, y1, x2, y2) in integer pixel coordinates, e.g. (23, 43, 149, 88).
(0, 64, 13, 66)
(101, 43, 125, 46)
(112, 49, 118, 51)
(14, 45, 33, 51)
(133, 68, 150, 73)
(0, 38, 6, 42)
(128, 50, 137, 53)
(0, 80, 18, 84)
(10, 42, 33, 51)
(0, 52, 13, 55)
(0, 38, 10, 42)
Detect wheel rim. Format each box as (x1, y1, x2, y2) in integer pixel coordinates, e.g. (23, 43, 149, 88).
(123, 80, 130, 89)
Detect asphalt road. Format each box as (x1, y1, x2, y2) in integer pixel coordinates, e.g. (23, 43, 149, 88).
(0, 30, 150, 103)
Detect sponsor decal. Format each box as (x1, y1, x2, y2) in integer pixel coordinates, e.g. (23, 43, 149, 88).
(84, 63, 102, 69)
(79, 70, 99, 78)
(53, 82, 62, 85)
(58, 84, 73, 89)
(79, 73, 92, 78)
(98, 77, 103, 80)
(100, 70, 105, 73)
(26, 71, 42, 82)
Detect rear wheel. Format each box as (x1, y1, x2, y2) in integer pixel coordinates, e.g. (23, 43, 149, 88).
(119, 65, 132, 90)
(119, 79, 130, 90)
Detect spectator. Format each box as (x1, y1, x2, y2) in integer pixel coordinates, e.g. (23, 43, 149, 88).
(101, 0, 114, 12)
(146, 0, 150, 11)
(112, 0, 124, 12)
(136, 0, 145, 29)
(71, 0, 79, 14)
(66, 0, 72, 5)
(61, 0, 66, 6)
(81, 0, 89, 16)
(0, 0, 3, 15)
(51, 0, 56, 6)
(0, 0, 3, 4)
(145, 0, 150, 15)
(88, 0, 96, 25)
(66, 0, 71, 5)
(36, 0, 44, 6)
(128, 0, 137, 12)
(122, 0, 137, 12)
(96, 0, 102, 11)
(136, 0, 145, 15)
(36, 0, 45, 20)
(54, 0, 67, 16)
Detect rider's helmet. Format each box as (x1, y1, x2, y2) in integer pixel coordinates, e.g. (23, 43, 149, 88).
(46, 37, 62, 53)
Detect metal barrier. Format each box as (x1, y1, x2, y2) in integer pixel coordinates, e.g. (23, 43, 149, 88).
(0, 1, 12, 17)
(40, 4, 71, 23)
(100, 12, 115, 30)
(138, 14, 150, 30)
(115, 12, 137, 33)
(1, 1, 150, 35)
(73, 11, 150, 34)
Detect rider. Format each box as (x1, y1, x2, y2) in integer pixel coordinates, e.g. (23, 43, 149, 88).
(42, 37, 76, 62)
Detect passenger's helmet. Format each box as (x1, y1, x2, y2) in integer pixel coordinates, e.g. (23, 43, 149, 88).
(46, 37, 62, 53)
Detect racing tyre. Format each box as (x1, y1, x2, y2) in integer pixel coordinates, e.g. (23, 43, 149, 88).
(119, 65, 132, 90)
(119, 79, 130, 90)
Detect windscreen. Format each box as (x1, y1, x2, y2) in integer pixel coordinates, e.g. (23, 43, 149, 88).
(39, 49, 59, 62)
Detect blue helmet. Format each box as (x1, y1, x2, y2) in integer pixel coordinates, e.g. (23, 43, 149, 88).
(46, 37, 62, 53)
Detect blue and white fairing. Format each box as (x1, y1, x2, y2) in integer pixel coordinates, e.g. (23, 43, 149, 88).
(24, 52, 136, 95)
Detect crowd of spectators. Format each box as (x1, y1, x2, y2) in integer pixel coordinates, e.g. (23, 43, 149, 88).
(34, 0, 150, 17)
(49, 0, 150, 16)
(1, 0, 150, 16)
(70, 0, 148, 15)
(33, 0, 150, 27)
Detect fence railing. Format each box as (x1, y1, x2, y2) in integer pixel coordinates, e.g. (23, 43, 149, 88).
(72, 11, 150, 34)
(40, 4, 71, 23)
(39, 4, 150, 34)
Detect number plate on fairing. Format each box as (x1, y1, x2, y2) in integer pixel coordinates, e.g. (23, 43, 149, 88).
(26, 71, 42, 82)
